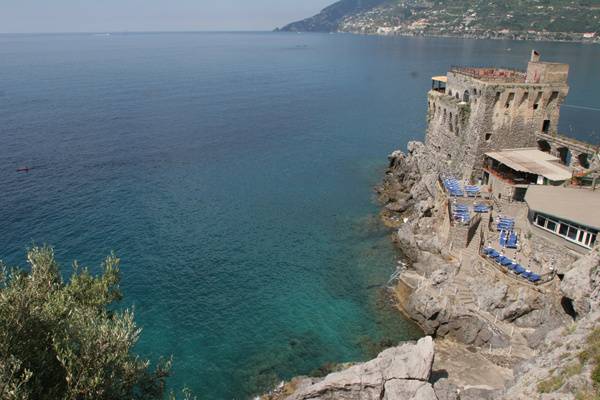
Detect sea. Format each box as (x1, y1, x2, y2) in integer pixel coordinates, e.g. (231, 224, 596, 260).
(1, 32, 599, 399)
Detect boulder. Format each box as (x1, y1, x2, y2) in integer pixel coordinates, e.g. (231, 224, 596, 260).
(471, 281, 507, 311)
(500, 299, 532, 322)
(386, 199, 413, 213)
(285, 337, 435, 400)
(383, 380, 437, 400)
(433, 378, 459, 400)
(560, 249, 600, 317)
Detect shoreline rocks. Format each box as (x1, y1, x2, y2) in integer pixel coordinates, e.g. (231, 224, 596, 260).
(265, 337, 438, 400)
(262, 140, 600, 399)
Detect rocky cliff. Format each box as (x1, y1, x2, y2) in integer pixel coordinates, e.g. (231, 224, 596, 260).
(263, 138, 600, 399)
(264, 337, 437, 400)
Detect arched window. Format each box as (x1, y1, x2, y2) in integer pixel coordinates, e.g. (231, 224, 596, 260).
(537, 140, 551, 153)
(578, 153, 591, 169)
(463, 90, 470, 102)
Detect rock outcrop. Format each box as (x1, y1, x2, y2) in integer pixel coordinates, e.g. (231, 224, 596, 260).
(501, 311, 600, 399)
(560, 249, 600, 317)
(268, 337, 436, 400)
(262, 139, 599, 400)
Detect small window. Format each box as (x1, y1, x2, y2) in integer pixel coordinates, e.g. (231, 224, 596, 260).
(542, 120, 550, 134)
(494, 92, 501, 104)
(449, 90, 453, 96)
(454, 115, 459, 136)
(536, 215, 547, 227)
(559, 224, 568, 236)
(546, 220, 557, 232)
(568, 226, 578, 241)
(578, 231, 586, 243)
(485, 133, 492, 141)
(533, 92, 543, 110)
(505, 92, 515, 108)
(547, 91, 559, 105)
(520, 92, 529, 106)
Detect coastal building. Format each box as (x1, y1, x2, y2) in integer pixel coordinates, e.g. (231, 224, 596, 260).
(525, 185, 599, 252)
(426, 51, 569, 179)
(482, 148, 572, 201)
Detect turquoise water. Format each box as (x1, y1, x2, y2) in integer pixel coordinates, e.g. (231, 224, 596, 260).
(1, 32, 599, 398)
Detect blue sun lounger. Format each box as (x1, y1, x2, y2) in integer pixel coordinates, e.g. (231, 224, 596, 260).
(487, 249, 500, 258)
(473, 204, 490, 213)
(500, 257, 514, 267)
(497, 223, 514, 231)
(506, 232, 518, 249)
(513, 264, 526, 274)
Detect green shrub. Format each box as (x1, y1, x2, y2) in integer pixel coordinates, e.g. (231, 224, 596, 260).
(538, 375, 565, 393)
(0, 246, 188, 400)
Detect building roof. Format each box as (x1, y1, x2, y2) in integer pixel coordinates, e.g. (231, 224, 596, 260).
(431, 76, 448, 83)
(485, 148, 572, 182)
(525, 185, 600, 230)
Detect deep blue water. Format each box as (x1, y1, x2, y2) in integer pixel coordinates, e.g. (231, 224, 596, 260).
(1, 32, 599, 399)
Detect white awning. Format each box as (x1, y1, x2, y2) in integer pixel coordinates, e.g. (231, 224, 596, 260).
(431, 76, 448, 83)
(485, 148, 572, 182)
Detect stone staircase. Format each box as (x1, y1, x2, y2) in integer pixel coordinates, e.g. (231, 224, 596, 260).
(451, 222, 535, 360)
(455, 287, 476, 308)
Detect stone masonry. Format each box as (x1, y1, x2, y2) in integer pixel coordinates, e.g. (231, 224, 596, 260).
(426, 51, 570, 179)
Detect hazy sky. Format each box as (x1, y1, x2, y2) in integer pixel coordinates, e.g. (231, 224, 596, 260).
(0, 0, 332, 33)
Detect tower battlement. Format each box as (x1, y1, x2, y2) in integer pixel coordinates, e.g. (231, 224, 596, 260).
(425, 51, 570, 179)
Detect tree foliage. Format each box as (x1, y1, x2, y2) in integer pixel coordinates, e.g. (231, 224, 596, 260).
(0, 246, 181, 400)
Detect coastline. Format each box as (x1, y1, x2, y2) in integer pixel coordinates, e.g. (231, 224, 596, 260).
(261, 139, 600, 399)
(337, 30, 600, 45)
(277, 28, 600, 45)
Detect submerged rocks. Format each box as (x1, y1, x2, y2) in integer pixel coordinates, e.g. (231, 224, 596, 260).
(281, 337, 436, 400)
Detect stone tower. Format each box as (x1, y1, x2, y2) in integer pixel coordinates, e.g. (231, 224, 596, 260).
(425, 51, 570, 179)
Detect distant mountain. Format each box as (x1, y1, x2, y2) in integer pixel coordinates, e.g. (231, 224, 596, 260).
(279, 0, 390, 32)
(278, 0, 600, 42)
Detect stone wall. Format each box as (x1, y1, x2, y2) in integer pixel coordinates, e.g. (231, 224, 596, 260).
(487, 172, 516, 201)
(425, 59, 569, 180)
(536, 132, 599, 169)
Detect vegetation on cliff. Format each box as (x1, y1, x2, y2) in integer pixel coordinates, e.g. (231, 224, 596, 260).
(280, 0, 600, 41)
(0, 246, 191, 400)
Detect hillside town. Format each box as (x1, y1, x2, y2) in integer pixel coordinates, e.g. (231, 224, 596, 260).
(281, 0, 600, 43)
(339, 2, 600, 43)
